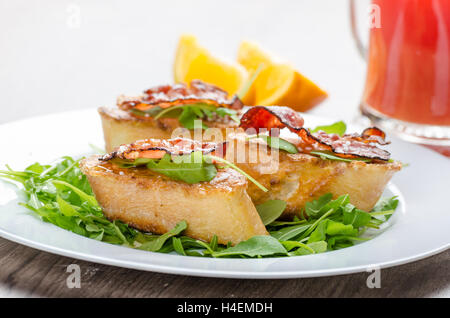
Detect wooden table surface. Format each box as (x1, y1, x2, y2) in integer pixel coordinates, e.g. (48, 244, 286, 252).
(0, 237, 448, 298)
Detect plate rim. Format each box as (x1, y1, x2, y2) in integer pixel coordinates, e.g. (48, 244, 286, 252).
(0, 227, 448, 279)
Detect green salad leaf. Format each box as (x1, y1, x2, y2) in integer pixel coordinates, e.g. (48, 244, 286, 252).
(141, 103, 239, 130)
(258, 135, 299, 154)
(130, 107, 164, 118)
(309, 151, 371, 163)
(115, 152, 217, 184)
(212, 236, 287, 258)
(342, 204, 372, 228)
(215, 107, 239, 123)
(310, 121, 347, 135)
(139, 221, 187, 252)
(0, 156, 399, 259)
(172, 237, 186, 256)
(147, 152, 217, 184)
(289, 241, 328, 256)
(304, 192, 333, 218)
(270, 224, 310, 241)
(256, 200, 287, 225)
(372, 196, 399, 213)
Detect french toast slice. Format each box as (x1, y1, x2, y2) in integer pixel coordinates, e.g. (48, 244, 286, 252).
(101, 80, 244, 152)
(80, 155, 268, 245)
(99, 107, 240, 152)
(228, 105, 402, 217)
(228, 142, 401, 217)
(99, 107, 178, 152)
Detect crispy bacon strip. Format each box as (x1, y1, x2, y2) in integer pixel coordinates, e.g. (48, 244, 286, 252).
(101, 138, 226, 161)
(118, 80, 243, 113)
(240, 106, 304, 132)
(239, 106, 391, 161)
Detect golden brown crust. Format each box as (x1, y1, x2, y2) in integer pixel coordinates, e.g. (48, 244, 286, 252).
(99, 107, 179, 127)
(80, 155, 247, 192)
(80, 155, 267, 245)
(225, 138, 401, 216)
(99, 108, 177, 152)
(99, 107, 241, 152)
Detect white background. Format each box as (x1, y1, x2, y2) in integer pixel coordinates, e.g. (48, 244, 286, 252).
(0, 0, 367, 124)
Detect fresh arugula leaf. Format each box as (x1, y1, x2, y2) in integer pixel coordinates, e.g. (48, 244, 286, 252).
(371, 196, 399, 222)
(52, 180, 99, 207)
(112, 220, 129, 245)
(154, 103, 213, 120)
(310, 214, 367, 243)
(178, 107, 208, 129)
(215, 107, 239, 123)
(148, 103, 238, 130)
(270, 224, 311, 241)
(258, 135, 299, 154)
(130, 106, 165, 118)
(326, 220, 357, 236)
(372, 196, 399, 213)
(194, 240, 215, 254)
(212, 236, 287, 258)
(299, 205, 337, 241)
(310, 151, 371, 163)
(56, 195, 79, 217)
(306, 241, 328, 253)
(321, 194, 350, 215)
(304, 193, 333, 218)
(327, 236, 369, 250)
(256, 200, 287, 225)
(146, 153, 217, 184)
(112, 157, 154, 168)
(310, 121, 347, 135)
(209, 235, 219, 252)
(172, 237, 186, 256)
(25, 162, 46, 174)
(307, 220, 328, 243)
(291, 241, 328, 255)
(269, 219, 307, 227)
(281, 241, 304, 252)
(342, 204, 372, 228)
(139, 221, 187, 252)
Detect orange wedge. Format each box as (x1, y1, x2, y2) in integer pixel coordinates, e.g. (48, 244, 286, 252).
(174, 34, 248, 95)
(237, 41, 273, 73)
(237, 41, 327, 111)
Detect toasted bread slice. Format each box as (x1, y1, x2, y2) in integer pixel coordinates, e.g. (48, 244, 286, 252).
(80, 155, 268, 245)
(99, 107, 179, 152)
(226, 140, 401, 217)
(99, 107, 240, 152)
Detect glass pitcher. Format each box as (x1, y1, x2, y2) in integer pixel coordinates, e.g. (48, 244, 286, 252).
(351, 0, 450, 147)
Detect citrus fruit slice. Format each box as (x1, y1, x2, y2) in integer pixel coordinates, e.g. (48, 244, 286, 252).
(174, 34, 248, 95)
(237, 41, 327, 111)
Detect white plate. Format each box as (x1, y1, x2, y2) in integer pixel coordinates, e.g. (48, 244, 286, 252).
(0, 109, 449, 279)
